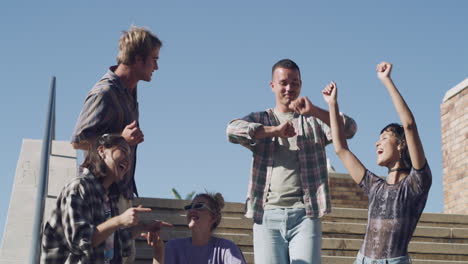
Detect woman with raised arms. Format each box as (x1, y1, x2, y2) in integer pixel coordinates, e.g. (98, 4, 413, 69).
(323, 62, 432, 264)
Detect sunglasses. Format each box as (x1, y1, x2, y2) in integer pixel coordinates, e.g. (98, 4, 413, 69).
(183, 203, 215, 213)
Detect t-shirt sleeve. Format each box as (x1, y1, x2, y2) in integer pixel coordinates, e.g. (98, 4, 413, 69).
(406, 162, 432, 195)
(220, 239, 247, 264)
(359, 170, 383, 195)
(71, 89, 115, 144)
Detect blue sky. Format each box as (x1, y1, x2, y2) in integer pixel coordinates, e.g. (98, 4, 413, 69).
(1, 1, 467, 243)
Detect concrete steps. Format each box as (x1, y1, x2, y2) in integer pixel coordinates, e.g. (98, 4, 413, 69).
(134, 197, 468, 263)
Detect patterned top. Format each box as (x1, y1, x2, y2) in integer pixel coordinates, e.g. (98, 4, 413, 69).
(359, 163, 432, 258)
(71, 66, 139, 199)
(226, 109, 357, 223)
(165, 237, 246, 264)
(41, 169, 132, 264)
(103, 197, 115, 263)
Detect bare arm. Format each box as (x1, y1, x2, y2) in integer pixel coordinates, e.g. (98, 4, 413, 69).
(92, 216, 122, 247)
(92, 206, 152, 247)
(323, 82, 366, 184)
(142, 232, 164, 264)
(289, 96, 330, 125)
(377, 62, 426, 169)
(289, 96, 357, 140)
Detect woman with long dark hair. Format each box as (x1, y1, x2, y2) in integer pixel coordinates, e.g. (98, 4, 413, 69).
(41, 134, 170, 264)
(323, 62, 431, 264)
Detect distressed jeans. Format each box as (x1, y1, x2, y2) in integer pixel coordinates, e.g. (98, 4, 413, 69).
(253, 208, 322, 264)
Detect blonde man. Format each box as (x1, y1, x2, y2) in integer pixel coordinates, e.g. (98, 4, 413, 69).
(71, 26, 162, 263)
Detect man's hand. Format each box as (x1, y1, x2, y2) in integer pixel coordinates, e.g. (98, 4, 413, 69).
(322, 81, 338, 105)
(122, 120, 144, 145)
(275, 121, 296, 138)
(289, 96, 315, 116)
(118, 205, 151, 228)
(377, 62, 392, 80)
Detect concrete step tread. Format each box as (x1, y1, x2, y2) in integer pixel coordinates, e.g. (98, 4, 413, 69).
(135, 198, 468, 227)
(138, 211, 468, 239)
(135, 235, 468, 255)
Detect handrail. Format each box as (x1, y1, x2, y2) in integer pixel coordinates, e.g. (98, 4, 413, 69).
(29, 76, 56, 263)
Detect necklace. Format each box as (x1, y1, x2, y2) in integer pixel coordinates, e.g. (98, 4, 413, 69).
(388, 167, 411, 173)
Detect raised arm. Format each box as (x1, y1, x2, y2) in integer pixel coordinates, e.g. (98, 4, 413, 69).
(323, 82, 366, 184)
(289, 96, 357, 140)
(377, 62, 426, 169)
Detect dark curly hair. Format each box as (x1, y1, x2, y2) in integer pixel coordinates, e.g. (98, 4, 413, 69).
(80, 134, 129, 179)
(380, 123, 412, 168)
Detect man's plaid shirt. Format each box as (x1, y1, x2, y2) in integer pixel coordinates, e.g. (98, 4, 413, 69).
(227, 108, 357, 223)
(41, 169, 132, 263)
(71, 66, 139, 199)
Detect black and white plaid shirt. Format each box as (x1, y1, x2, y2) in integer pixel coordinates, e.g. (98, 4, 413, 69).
(41, 169, 132, 264)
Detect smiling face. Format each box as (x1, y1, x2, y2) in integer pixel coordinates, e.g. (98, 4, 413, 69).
(375, 130, 402, 168)
(136, 47, 160, 82)
(185, 197, 217, 233)
(270, 67, 302, 111)
(99, 143, 131, 183)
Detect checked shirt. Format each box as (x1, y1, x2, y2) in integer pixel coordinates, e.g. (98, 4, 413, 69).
(227, 109, 357, 223)
(41, 169, 132, 264)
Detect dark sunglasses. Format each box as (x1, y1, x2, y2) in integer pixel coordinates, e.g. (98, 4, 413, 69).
(183, 203, 215, 213)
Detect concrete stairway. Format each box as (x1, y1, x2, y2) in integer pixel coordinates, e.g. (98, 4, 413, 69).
(133, 197, 468, 264)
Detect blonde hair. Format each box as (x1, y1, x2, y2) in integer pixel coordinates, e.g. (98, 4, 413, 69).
(194, 192, 225, 231)
(117, 26, 162, 65)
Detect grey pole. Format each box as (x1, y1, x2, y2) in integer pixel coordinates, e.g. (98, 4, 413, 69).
(29, 76, 56, 264)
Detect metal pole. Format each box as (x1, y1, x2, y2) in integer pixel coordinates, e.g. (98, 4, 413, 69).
(29, 76, 56, 264)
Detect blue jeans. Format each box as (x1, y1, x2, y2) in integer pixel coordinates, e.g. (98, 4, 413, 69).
(253, 208, 321, 264)
(354, 252, 411, 264)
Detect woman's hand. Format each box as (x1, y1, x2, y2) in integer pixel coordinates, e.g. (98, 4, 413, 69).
(322, 81, 338, 105)
(377, 62, 392, 80)
(118, 205, 151, 228)
(142, 231, 165, 264)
